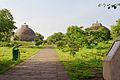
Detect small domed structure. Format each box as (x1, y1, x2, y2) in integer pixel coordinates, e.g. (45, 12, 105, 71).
(90, 21, 103, 30)
(89, 21, 110, 32)
(15, 23, 35, 41)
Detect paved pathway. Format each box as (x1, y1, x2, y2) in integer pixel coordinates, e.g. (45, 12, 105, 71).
(0, 48, 70, 80)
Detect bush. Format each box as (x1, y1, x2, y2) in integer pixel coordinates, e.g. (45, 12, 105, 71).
(56, 40, 66, 49)
(0, 42, 15, 47)
(35, 39, 42, 46)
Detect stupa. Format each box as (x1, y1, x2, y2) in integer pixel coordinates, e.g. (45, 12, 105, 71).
(15, 23, 35, 41)
(90, 21, 103, 30)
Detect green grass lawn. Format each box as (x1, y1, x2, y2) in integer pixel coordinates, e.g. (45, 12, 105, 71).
(0, 47, 40, 73)
(56, 41, 113, 80)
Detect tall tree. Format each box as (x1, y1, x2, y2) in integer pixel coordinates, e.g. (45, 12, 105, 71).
(0, 9, 17, 41)
(66, 25, 85, 56)
(66, 25, 85, 47)
(0, 9, 16, 32)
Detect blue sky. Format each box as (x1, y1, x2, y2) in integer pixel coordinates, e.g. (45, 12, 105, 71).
(0, 0, 120, 39)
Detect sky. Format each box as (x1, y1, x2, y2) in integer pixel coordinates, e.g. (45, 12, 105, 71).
(0, 0, 120, 39)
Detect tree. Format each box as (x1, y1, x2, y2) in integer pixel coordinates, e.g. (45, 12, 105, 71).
(46, 32, 65, 44)
(34, 39, 43, 46)
(46, 36, 54, 45)
(34, 32, 44, 46)
(0, 9, 17, 42)
(97, 27, 111, 41)
(111, 19, 120, 39)
(66, 25, 85, 56)
(66, 25, 85, 47)
(56, 40, 66, 49)
(35, 32, 44, 41)
(84, 26, 111, 47)
(13, 35, 19, 41)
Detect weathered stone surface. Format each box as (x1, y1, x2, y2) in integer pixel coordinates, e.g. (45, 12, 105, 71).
(15, 23, 35, 41)
(103, 41, 120, 80)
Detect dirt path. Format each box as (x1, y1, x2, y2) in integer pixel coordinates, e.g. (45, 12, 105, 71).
(0, 48, 70, 80)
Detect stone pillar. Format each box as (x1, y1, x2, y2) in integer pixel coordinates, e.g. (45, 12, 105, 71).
(103, 40, 120, 80)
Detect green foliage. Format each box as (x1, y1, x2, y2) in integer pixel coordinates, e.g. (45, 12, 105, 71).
(0, 41, 35, 47)
(0, 9, 16, 32)
(35, 32, 44, 41)
(34, 39, 43, 46)
(66, 26, 85, 55)
(97, 27, 111, 41)
(0, 9, 17, 42)
(46, 32, 65, 44)
(0, 47, 40, 73)
(13, 35, 19, 41)
(34, 32, 44, 46)
(111, 19, 120, 39)
(84, 26, 111, 47)
(68, 40, 80, 56)
(66, 26, 84, 43)
(47, 25, 111, 56)
(56, 40, 66, 49)
(56, 41, 112, 80)
(0, 42, 16, 47)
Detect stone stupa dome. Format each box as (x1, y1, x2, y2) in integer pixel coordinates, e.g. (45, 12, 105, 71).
(90, 21, 103, 30)
(90, 21, 109, 31)
(15, 23, 35, 41)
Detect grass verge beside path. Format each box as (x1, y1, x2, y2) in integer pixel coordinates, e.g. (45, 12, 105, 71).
(0, 47, 40, 74)
(56, 47, 110, 80)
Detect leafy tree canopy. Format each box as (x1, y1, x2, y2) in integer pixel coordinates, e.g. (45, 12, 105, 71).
(46, 32, 65, 44)
(111, 19, 120, 39)
(0, 9, 16, 32)
(0, 9, 17, 42)
(35, 32, 44, 41)
(34, 32, 44, 46)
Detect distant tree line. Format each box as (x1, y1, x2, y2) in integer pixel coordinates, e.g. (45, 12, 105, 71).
(46, 19, 120, 56)
(1, 8, 120, 50)
(0, 8, 45, 47)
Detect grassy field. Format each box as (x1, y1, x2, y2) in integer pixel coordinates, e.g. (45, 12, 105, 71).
(56, 41, 113, 80)
(0, 47, 40, 73)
